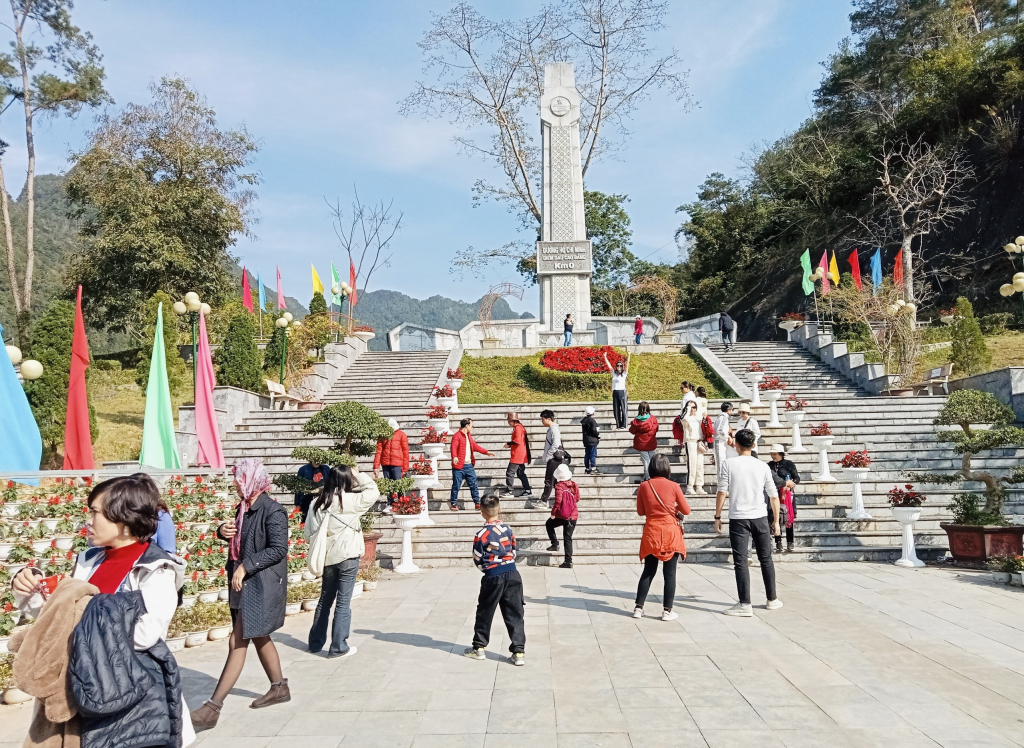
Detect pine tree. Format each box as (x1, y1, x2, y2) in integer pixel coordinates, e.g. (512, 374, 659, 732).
(136, 291, 188, 393)
(949, 297, 991, 376)
(308, 292, 328, 316)
(215, 311, 262, 391)
(263, 313, 285, 373)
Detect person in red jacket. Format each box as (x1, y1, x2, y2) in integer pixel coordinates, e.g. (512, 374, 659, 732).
(629, 401, 659, 482)
(499, 412, 532, 499)
(546, 463, 579, 568)
(634, 315, 644, 345)
(374, 418, 410, 514)
(450, 418, 491, 511)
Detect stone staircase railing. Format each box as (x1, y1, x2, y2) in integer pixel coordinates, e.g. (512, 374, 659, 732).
(790, 322, 897, 394)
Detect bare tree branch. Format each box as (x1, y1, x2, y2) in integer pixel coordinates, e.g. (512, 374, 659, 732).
(328, 189, 403, 311)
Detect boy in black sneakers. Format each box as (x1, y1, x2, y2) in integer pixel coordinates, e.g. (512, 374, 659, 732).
(464, 495, 526, 666)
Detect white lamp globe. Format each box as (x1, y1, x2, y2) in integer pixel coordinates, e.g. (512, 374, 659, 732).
(1005, 244, 1017, 253)
(184, 292, 200, 304)
(905, 302, 917, 314)
(172, 301, 187, 315)
(20, 359, 43, 380)
(331, 285, 340, 296)
(1013, 279, 1024, 293)
(896, 299, 906, 307)
(275, 317, 288, 328)
(5, 345, 22, 365)
(200, 303, 211, 316)
(186, 298, 202, 313)
(283, 312, 293, 322)
(291, 319, 302, 328)
(1016, 236, 1024, 246)
(1000, 283, 1015, 297)
(341, 282, 351, 293)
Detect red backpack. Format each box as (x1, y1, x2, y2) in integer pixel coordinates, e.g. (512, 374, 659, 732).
(554, 480, 580, 519)
(700, 415, 715, 446)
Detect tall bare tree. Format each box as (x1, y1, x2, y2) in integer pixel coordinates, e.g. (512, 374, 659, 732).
(328, 190, 403, 314)
(0, 0, 108, 346)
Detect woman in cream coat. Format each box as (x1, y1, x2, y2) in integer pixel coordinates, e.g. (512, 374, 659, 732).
(681, 400, 707, 495)
(304, 464, 380, 657)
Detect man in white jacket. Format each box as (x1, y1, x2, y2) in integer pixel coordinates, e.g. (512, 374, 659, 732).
(713, 402, 734, 482)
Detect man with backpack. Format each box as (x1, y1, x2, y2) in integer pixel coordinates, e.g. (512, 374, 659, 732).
(545, 464, 579, 568)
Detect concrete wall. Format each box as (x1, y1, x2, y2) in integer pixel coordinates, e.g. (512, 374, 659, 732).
(668, 313, 725, 345)
(589, 317, 661, 345)
(949, 368, 1024, 421)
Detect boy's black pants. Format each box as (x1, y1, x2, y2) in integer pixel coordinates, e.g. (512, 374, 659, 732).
(472, 569, 526, 653)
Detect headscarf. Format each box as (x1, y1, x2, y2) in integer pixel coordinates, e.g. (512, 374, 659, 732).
(230, 458, 272, 561)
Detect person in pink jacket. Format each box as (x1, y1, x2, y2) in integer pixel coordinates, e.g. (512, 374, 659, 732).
(629, 401, 659, 481)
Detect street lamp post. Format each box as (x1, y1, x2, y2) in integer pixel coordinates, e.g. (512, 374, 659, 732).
(276, 313, 301, 385)
(331, 283, 352, 338)
(6, 345, 43, 384)
(1002, 237, 1024, 318)
(173, 293, 210, 401)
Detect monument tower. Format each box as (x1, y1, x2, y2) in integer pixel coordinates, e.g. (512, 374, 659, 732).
(537, 62, 594, 346)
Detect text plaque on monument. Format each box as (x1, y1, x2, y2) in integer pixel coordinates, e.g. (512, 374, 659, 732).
(537, 240, 593, 274)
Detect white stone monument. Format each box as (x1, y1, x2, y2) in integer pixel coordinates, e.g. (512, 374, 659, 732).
(536, 62, 595, 347)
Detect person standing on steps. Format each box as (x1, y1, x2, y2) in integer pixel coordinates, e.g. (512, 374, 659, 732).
(714, 429, 783, 616)
(713, 402, 734, 479)
(604, 351, 631, 429)
(501, 411, 533, 500)
(373, 418, 409, 514)
(719, 311, 735, 351)
(629, 402, 659, 482)
(633, 454, 689, 621)
(695, 386, 709, 419)
(681, 400, 707, 495)
(564, 314, 574, 346)
(533, 409, 564, 510)
(450, 418, 491, 511)
(768, 445, 800, 553)
(546, 463, 579, 567)
(294, 458, 328, 522)
(674, 381, 696, 452)
(191, 458, 290, 732)
(581, 405, 601, 474)
(634, 315, 644, 344)
(735, 403, 762, 456)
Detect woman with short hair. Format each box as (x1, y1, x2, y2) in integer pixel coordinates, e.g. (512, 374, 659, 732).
(628, 401, 659, 482)
(633, 454, 690, 621)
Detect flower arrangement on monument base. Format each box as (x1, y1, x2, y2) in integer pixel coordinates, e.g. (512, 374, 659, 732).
(809, 423, 833, 436)
(888, 484, 927, 508)
(837, 450, 871, 468)
(392, 495, 424, 515)
(540, 345, 623, 374)
(758, 376, 787, 391)
(784, 396, 808, 411)
(746, 362, 765, 373)
(426, 405, 448, 419)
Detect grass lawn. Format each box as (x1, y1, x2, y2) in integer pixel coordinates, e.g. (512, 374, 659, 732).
(457, 350, 733, 405)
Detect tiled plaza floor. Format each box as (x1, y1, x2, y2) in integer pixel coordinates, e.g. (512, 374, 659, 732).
(1, 561, 1023, 747)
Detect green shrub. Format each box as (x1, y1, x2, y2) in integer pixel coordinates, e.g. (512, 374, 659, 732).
(520, 362, 608, 393)
(263, 318, 285, 373)
(979, 312, 1013, 336)
(215, 311, 262, 391)
(136, 291, 188, 393)
(308, 292, 328, 316)
(949, 492, 1008, 526)
(303, 401, 393, 455)
(92, 359, 122, 371)
(948, 297, 991, 376)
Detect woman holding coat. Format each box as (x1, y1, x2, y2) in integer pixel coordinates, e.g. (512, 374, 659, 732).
(191, 459, 290, 732)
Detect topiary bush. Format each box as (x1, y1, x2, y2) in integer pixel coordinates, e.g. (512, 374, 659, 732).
(215, 310, 262, 391)
(303, 400, 393, 456)
(948, 297, 991, 376)
(308, 292, 328, 316)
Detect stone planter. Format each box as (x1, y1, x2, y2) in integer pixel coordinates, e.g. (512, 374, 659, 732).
(3, 686, 32, 705)
(420, 443, 445, 489)
(808, 435, 835, 482)
(362, 580, 378, 591)
(778, 319, 803, 341)
(764, 390, 784, 427)
(412, 474, 435, 492)
(184, 631, 208, 648)
(843, 467, 873, 520)
(393, 514, 421, 574)
(437, 396, 457, 412)
(361, 531, 383, 570)
(783, 410, 807, 452)
(481, 337, 500, 349)
(208, 624, 232, 641)
(654, 332, 676, 345)
(427, 418, 450, 434)
(1012, 572, 1023, 587)
(197, 590, 219, 603)
(353, 331, 375, 344)
(166, 636, 186, 653)
(301, 598, 318, 611)
(991, 571, 1011, 584)
(892, 506, 925, 568)
(297, 401, 323, 411)
(447, 378, 463, 413)
(285, 602, 302, 616)
(747, 371, 764, 406)
(939, 524, 1024, 563)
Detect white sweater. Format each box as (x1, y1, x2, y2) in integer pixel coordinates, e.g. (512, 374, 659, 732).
(304, 472, 380, 566)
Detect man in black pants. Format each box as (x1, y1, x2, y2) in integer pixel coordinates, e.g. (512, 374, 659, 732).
(719, 311, 735, 351)
(714, 428, 783, 616)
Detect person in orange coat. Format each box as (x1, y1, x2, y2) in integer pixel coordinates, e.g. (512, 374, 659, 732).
(374, 419, 410, 512)
(633, 454, 690, 621)
(628, 401, 659, 482)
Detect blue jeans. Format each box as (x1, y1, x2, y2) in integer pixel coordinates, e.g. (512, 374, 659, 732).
(564, 331, 572, 346)
(451, 465, 480, 507)
(584, 444, 598, 470)
(635, 333, 642, 344)
(382, 465, 402, 480)
(308, 556, 360, 654)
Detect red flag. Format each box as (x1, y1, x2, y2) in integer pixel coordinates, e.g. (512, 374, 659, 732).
(349, 258, 358, 307)
(241, 267, 253, 313)
(894, 248, 904, 288)
(63, 285, 94, 470)
(818, 251, 830, 295)
(849, 249, 863, 291)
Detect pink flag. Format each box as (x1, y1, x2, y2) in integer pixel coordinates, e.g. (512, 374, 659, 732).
(276, 266, 286, 310)
(241, 267, 253, 313)
(194, 310, 225, 468)
(818, 251, 830, 295)
(63, 285, 94, 470)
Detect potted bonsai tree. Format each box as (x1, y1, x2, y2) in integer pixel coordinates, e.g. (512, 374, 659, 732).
(905, 389, 1024, 563)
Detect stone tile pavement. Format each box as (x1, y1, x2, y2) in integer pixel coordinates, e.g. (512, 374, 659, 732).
(1, 562, 1023, 747)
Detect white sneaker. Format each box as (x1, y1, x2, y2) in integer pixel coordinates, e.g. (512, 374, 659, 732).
(723, 603, 753, 617)
(632, 607, 643, 619)
(328, 646, 358, 659)
(766, 599, 784, 610)
(661, 610, 678, 622)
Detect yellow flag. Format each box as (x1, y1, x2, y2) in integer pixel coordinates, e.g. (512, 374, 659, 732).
(311, 264, 324, 296)
(828, 252, 840, 285)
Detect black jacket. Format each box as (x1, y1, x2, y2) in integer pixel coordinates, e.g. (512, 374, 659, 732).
(219, 492, 288, 639)
(69, 591, 184, 748)
(719, 313, 734, 332)
(769, 458, 801, 488)
(581, 415, 601, 447)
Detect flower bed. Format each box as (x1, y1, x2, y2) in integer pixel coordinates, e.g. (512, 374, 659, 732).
(522, 363, 608, 393)
(540, 345, 624, 374)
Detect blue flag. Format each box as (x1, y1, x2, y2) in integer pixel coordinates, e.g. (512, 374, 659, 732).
(257, 269, 266, 312)
(870, 249, 882, 295)
(0, 340, 42, 484)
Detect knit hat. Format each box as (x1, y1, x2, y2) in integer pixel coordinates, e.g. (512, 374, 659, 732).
(387, 418, 400, 430)
(553, 464, 573, 482)
(584, 406, 595, 415)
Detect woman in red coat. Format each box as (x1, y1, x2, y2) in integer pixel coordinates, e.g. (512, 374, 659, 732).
(634, 454, 690, 621)
(628, 401, 659, 481)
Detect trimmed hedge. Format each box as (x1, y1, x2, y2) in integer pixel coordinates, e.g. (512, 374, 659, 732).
(521, 362, 609, 393)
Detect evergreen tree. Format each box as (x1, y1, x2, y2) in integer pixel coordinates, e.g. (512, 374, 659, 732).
(136, 291, 188, 393)
(263, 322, 285, 374)
(215, 311, 262, 391)
(308, 292, 328, 316)
(949, 297, 991, 376)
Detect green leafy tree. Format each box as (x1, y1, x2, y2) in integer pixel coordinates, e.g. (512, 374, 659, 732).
(302, 400, 393, 457)
(135, 291, 188, 393)
(214, 311, 262, 391)
(263, 316, 285, 373)
(585, 191, 635, 288)
(65, 77, 260, 336)
(948, 297, 991, 376)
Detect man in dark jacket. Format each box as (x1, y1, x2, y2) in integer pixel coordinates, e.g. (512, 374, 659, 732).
(768, 444, 800, 552)
(719, 311, 735, 351)
(581, 406, 601, 474)
(294, 460, 327, 521)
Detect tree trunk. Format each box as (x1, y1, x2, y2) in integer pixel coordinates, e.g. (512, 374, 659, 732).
(959, 452, 1005, 515)
(16, 14, 35, 314)
(902, 234, 915, 326)
(0, 158, 20, 317)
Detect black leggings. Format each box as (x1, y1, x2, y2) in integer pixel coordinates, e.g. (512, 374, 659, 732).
(635, 553, 678, 611)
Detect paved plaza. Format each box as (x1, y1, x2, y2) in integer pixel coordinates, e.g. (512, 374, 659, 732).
(2, 562, 1024, 747)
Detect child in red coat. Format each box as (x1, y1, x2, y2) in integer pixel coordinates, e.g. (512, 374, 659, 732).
(546, 464, 579, 568)
(629, 401, 660, 482)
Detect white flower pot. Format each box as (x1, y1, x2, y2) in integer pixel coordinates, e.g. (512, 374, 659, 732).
(302, 598, 318, 611)
(783, 410, 807, 452)
(218, 588, 229, 601)
(189, 522, 211, 533)
(1011, 572, 1023, 587)
(180, 595, 197, 608)
(746, 372, 764, 406)
(412, 474, 434, 491)
(287, 572, 303, 584)
(447, 379, 463, 413)
(3, 686, 32, 704)
(362, 580, 378, 591)
(940, 315, 955, 324)
(0, 637, 8, 654)
(991, 571, 1011, 584)
(393, 514, 421, 574)
(41, 518, 59, 531)
(54, 537, 73, 551)
(437, 396, 457, 412)
(353, 331, 375, 343)
(422, 443, 444, 458)
(208, 624, 232, 641)
(808, 435, 835, 481)
(891, 506, 925, 568)
(32, 539, 51, 553)
(302, 568, 316, 581)
(166, 636, 186, 653)
(4, 563, 27, 576)
(843, 468, 873, 520)
(779, 320, 802, 340)
(184, 631, 208, 647)
(0, 543, 12, 561)
(352, 582, 363, 599)
(764, 390, 784, 427)
(285, 602, 302, 616)
(427, 418, 450, 434)
(2, 504, 20, 517)
(197, 590, 219, 603)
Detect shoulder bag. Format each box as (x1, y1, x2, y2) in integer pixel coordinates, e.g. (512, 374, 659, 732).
(647, 480, 686, 531)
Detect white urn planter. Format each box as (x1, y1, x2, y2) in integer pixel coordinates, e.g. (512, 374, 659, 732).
(415, 486, 436, 527)
(808, 435, 836, 482)
(412, 473, 435, 492)
(353, 331, 375, 344)
(184, 631, 208, 648)
(778, 319, 803, 341)
(421, 443, 445, 489)
(891, 506, 925, 568)
(208, 624, 232, 641)
(427, 417, 450, 434)
(197, 590, 219, 604)
(747, 372, 764, 406)
(393, 514, 421, 574)
(843, 467, 873, 520)
(783, 410, 807, 452)
(447, 378, 463, 413)
(3, 686, 32, 705)
(54, 537, 73, 551)
(437, 395, 457, 412)
(285, 602, 301, 616)
(764, 390, 784, 427)
(166, 636, 186, 653)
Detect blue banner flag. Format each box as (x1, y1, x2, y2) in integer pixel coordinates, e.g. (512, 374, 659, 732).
(870, 249, 882, 295)
(0, 342, 42, 484)
(257, 269, 266, 312)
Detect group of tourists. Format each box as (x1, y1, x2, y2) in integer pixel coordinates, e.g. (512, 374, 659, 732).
(562, 315, 646, 347)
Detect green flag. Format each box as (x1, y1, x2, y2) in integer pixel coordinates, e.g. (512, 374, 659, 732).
(330, 262, 342, 308)
(139, 303, 181, 469)
(800, 249, 814, 295)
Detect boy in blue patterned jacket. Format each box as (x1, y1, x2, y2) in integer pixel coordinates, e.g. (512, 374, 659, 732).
(464, 495, 526, 665)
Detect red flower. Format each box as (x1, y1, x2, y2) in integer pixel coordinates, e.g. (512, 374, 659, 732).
(540, 345, 623, 374)
(168, 490, 175, 496)
(195, 476, 203, 484)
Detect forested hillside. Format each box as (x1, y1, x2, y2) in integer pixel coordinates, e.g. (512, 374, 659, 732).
(673, 1, 1024, 338)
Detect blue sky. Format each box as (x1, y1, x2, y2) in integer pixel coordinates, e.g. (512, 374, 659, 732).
(1, 0, 853, 317)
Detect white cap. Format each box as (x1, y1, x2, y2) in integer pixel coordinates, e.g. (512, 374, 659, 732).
(636, 315, 642, 318)
(584, 406, 595, 415)
(770, 444, 786, 454)
(387, 418, 400, 430)
(737, 403, 751, 413)
(553, 464, 573, 482)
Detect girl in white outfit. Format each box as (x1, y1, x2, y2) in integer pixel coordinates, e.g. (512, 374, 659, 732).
(681, 400, 706, 494)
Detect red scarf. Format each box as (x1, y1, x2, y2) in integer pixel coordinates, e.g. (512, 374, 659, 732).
(89, 542, 148, 594)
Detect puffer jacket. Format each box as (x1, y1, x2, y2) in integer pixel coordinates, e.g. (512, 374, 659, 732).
(305, 472, 380, 567)
(69, 591, 184, 748)
(629, 415, 659, 451)
(373, 430, 410, 471)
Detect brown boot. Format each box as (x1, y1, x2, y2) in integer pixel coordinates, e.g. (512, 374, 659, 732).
(250, 679, 290, 709)
(191, 700, 222, 731)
